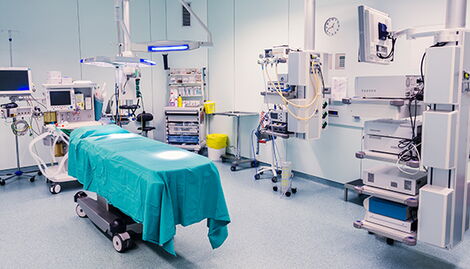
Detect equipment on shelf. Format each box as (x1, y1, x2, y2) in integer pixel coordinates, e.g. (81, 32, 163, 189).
(355, 75, 422, 99)
(362, 165, 427, 196)
(167, 68, 206, 108)
(355, 118, 424, 245)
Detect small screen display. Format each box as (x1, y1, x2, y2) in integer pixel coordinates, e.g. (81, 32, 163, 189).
(50, 91, 72, 106)
(270, 112, 278, 120)
(0, 70, 30, 92)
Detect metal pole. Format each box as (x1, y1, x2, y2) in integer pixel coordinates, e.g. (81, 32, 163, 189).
(122, 0, 131, 53)
(8, 31, 22, 173)
(445, 0, 467, 28)
(236, 116, 240, 159)
(14, 126, 21, 172)
(8, 30, 13, 67)
(304, 0, 316, 50)
(114, 0, 124, 55)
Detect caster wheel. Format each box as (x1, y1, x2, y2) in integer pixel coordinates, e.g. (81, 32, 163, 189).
(254, 174, 261, 180)
(291, 188, 297, 194)
(273, 186, 278, 192)
(251, 160, 259, 167)
(271, 177, 278, 183)
(285, 192, 292, 197)
(50, 183, 62, 194)
(29, 177, 35, 183)
(37, 171, 42, 176)
(386, 238, 395, 245)
(75, 204, 87, 218)
(0, 179, 5, 186)
(230, 166, 237, 172)
(113, 232, 132, 253)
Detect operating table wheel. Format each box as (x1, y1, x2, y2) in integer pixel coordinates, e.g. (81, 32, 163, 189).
(0, 179, 5, 186)
(254, 174, 261, 180)
(113, 232, 132, 253)
(75, 204, 87, 218)
(50, 183, 62, 194)
(29, 177, 35, 183)
(230, 166, 237, 171)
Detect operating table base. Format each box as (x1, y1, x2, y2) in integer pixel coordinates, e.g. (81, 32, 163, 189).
(74, 191, 142, 253)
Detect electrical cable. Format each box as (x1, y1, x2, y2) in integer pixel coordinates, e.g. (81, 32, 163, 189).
(11, 119, 29, 136)
(376, 36, 397, 60)
(264, 62, 322, 121)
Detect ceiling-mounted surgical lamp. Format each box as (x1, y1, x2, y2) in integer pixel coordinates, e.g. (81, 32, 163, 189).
(80, 56, 156, 68)
(132, 0, 213, 53)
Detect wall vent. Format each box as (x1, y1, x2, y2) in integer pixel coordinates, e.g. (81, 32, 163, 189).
(182, 2, 191, 27)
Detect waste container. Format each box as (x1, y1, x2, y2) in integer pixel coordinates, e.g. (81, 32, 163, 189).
(206, 133, 228, 161)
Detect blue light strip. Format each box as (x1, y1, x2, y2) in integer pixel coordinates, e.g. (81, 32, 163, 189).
(140, 59, 157, 66)
(148, 44, 190, 52)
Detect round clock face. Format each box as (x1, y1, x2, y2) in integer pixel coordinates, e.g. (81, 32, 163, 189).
(324, 17, 340, 36)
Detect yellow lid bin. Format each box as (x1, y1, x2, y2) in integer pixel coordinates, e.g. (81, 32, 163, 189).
(204, 101, 216, 115)
(206, 134, 228, 149)
(206, 134, 228, 161)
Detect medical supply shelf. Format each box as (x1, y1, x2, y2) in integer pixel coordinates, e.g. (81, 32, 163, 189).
(167, 68, 207, 108)
(165, 68, 207, 152)
(165, 106, 206, 152)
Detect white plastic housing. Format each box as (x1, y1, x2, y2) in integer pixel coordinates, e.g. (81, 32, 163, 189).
(418, 185, 453, 248)
(422, 111, 457, 169)
(424, 46, 461, 104)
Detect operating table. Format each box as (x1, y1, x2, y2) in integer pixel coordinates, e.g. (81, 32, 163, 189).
(68, 125, 230, 254)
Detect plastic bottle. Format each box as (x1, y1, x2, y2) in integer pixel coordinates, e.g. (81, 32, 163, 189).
(177, 95, 183, 107)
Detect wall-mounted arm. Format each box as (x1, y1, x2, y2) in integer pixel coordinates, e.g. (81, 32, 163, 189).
(178, 0, 213, 46)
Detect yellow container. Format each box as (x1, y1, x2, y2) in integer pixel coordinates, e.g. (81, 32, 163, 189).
(204, 101, 215, 114)
(206, 133, 228, 150)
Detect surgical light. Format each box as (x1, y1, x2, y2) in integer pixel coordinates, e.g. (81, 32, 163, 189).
(80, 56, 156, 68)
(148, 44, 190, 52)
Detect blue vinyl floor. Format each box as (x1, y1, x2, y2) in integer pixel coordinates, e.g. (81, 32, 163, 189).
(1, 163, 470, 269)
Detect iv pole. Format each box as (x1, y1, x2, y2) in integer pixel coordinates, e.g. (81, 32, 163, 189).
(0, 30, 39, 185)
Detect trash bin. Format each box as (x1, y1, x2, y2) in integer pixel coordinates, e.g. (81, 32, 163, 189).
(207, 134, 228, 161)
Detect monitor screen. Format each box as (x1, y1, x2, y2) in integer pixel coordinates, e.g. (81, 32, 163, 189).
(50, 91, 72, 106)
(0, 70, 30, 93)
